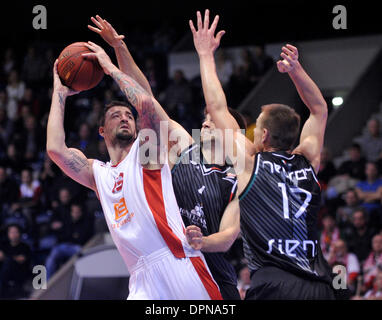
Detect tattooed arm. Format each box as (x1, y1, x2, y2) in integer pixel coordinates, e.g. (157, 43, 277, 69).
(46, 60, 96, 191)
(83, 41, 188, 151)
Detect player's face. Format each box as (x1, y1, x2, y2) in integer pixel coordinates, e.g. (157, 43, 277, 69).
(103, 106, 136, 144)
(201, 113, 218, 143)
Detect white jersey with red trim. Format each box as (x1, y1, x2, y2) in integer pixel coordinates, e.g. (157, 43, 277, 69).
(92, 138, 203, 270)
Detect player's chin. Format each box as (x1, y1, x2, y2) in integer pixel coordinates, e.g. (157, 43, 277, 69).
(200, 134, 214, 144)
(116, 131, 134, 141)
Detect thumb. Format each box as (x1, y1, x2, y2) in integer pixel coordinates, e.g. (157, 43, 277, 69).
(216, 30, 225, 43)
(53, 59, 59, 78)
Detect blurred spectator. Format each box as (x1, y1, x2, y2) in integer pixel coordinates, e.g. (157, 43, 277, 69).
(239, 48, 259, 84)
(0, 143, 24, 176)
(21, 115, 44, 164)
(18, 88, 41, 119)
(0, 224, 31, 298)
(237, 265, 251, 300)
(215, 50, 234, 89)
(363, 268, 382, 300)
(253, 45, 274, 77)
(327, 239, 360, 293)
(337, 143, 366, 181)
(0, 165, 19, 217)
(86, 98, 103, 130)
(342, 208, 378, 263)
(320, 214, 341, 261)
(362, 234, 382, 291)
(227, 65, 253, 108)
(0, 91, 6, 110)
(1, 48, 15, 77)
(21, 46, 44, 87)
(357, 119, 382, 162)
(6, 70, 25, 121)
(69, 123, 97, 158)
(162, 69, 193, 126)
(317, 147, 337, 189)
(336, 189, 361, 231)
(355, 162, 382, 214)
(45, 203, 93, 279)
(49, 188, 72, 241)
(39, 155, 61, 210)
(143, 57, 167, 97)
(93, 140, 109, 163)
(12, 168, 42, 229)
(0, 107, 13, 158)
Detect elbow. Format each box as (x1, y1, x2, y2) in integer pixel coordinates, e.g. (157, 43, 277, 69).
(46, 143, 64, 161)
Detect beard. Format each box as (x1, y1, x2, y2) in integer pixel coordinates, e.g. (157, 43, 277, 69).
(115, 131, 135, 145)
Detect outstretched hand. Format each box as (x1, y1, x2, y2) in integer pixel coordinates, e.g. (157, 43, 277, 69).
(52, 60, 79, 97)
(185, 225, 203, 250)
(189, 9, 225, 56)
(277, 44, 300, 73)
(88, 15, 125, 48)
(82, 41, 115, 75)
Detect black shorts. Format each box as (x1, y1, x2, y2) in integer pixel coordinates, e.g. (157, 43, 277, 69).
(245, 266, 336, 300)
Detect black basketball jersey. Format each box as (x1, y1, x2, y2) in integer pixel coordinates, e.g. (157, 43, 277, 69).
(239, 151, 332, 283)
(171, 144, 238, 287)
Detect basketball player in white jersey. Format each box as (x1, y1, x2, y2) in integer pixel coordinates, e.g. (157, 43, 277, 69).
(46, 40, 222, 299)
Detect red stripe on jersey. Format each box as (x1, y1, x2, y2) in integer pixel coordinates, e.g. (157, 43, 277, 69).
(190, 257, 222, 300)
(142, 168, 186, 259)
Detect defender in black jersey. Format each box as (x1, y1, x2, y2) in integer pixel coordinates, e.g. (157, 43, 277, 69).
(199, 14, 336, 299)
(172, 135, 243, 300)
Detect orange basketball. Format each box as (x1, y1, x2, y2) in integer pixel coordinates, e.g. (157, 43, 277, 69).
(57, 42, 104, 91)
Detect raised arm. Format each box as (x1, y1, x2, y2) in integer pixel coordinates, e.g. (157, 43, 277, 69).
(186, 196, 240, 252)
(46, 61, 96, 191)
(82, 42, 192, 156)
(88, 15, 153, 96)
(190, 10, 255, 164)
(278, 44, 328, 172)
(190, 9, 238, 131)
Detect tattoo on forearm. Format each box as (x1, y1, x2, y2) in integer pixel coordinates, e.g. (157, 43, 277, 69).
(64, 150, 88, 173)
(58, 93, 65, 107)
(111, 70, 161, 141)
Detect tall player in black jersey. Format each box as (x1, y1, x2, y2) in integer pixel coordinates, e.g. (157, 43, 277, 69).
(191, 9, 335, 299)
(89, 14, 245, 299)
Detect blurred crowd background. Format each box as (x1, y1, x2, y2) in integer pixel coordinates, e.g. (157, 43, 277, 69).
(1, 1, 382, 300)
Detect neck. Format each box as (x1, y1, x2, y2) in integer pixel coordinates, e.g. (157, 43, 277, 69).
(201, 141, 225, 165)
(107, 141, 134, 166)
(263, 146, 286, 153)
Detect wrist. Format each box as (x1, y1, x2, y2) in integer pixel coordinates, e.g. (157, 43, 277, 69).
(112, 39, 125, 49)
(105, 63, 118, 76)
(53, 89, 68, 100)
(288, 61, 302, 76)
(198, 51, 214, 59)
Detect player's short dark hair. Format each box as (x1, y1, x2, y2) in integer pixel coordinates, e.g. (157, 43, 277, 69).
(260, 104, 301, 151)
(99, 100, 138, 127)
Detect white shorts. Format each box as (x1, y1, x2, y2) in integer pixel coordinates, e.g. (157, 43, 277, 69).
(127, 247, 222, 300)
